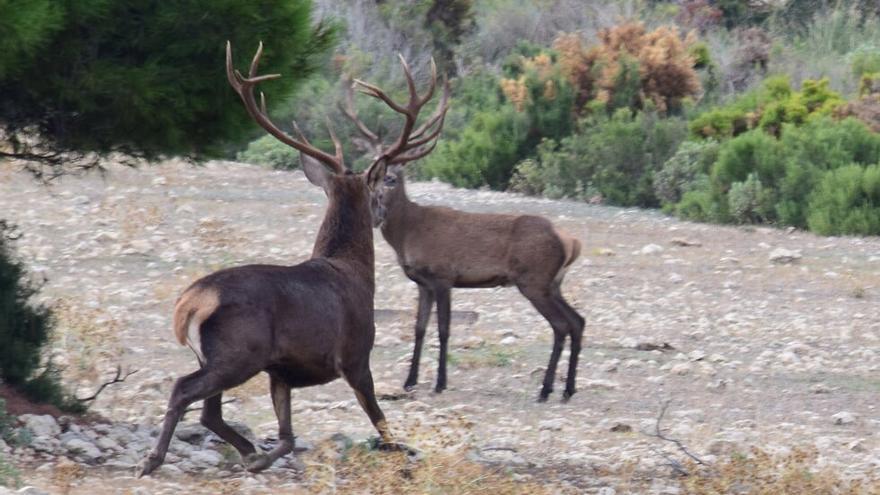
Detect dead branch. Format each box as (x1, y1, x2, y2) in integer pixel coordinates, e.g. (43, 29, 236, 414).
(76, 366, 139, 403)
(642, 399, 709, 476)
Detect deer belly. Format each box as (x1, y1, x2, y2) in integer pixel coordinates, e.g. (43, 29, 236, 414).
(454, 274, 511, 288)
(267, 363, 339, 388)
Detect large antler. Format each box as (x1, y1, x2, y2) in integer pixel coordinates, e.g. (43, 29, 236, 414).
(351, 56, 451, 165)
(226, 42, 345, 173)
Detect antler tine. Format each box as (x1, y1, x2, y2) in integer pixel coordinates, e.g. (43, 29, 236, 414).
(353, 79, 409, 115)
(340, 81, 380, 145)
(325, 117, 344, 163)
(249, 41, 264, 78)
(417, 58, 438, 107)
(225, 41, 345, 173)
(398, 53, 418, 105)
(409, 75, 450, 141)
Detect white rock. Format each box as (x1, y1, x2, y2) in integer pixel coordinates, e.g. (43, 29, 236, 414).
(769, 248, 802, 264)
(538, 418, 568, 431)
(635, 244, 664, 255)
(669, 362, 692, 375)
(63, 438, 103, 462)
(189, 449, 224, 467)
(832, 411, 857, 425)
(19, 415, 60, 438)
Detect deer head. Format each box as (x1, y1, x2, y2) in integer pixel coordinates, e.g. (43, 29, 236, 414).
(338, 60, 451, 227)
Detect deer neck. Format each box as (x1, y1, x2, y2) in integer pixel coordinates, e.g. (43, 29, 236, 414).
(311, 181, 375, 285)
(379, 180, 416, 254)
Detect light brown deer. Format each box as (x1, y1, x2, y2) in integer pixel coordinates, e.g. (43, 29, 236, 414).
(137, 43, 446, 477)
(343, 93, 584, 402)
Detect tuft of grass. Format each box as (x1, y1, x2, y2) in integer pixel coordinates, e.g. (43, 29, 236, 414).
(680, 447, 876, 494)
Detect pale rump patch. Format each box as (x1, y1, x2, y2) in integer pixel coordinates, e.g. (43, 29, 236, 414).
(172, 286, 220, 363)
(554, 228, 582, 283)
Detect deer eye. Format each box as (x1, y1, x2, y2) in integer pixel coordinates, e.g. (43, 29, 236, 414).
(384, 175, 397, 186)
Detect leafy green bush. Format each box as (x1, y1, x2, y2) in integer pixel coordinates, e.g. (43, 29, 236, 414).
(0, 222, 51, 386)
(654, 140, 720, 206)
(807, 164, 880, 235)
(728, 173, 775, 223)
(0, 222, 83, 413)
(419, 105, 528, 189)
(236, 135, 300, 170)
(688, 76, 844, 139)
(508, 109, 688, 207)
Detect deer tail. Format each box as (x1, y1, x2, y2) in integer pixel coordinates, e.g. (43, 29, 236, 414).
(172, 286, 220, 364)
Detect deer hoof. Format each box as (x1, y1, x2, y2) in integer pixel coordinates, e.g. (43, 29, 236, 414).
(433, 384, 446, 394)
(136, 454, 162, 478)
(403, 379, 417, 391)
(562, 389, 575, 402)
(537, 389, 552, 402)
(245, 453, 273, 473)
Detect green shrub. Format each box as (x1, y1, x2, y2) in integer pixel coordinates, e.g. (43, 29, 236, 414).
(419, 106, 528, 189)
(675, 189, 719, 222)
(0, 0, 335, 167)
(807, 164, 880, 235)
(0, 222, 51, 386)
(0, 222, 83, 413)
(509, 109, 687, 207)
(236, 135, 300, 170)
(728, 173, 776, 223)
(654, 140, 720, 206)
(711, 129, 785, 198)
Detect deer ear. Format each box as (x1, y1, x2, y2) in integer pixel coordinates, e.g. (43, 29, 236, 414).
(365, 158, 388, 191)
(300, 153, 333, 190)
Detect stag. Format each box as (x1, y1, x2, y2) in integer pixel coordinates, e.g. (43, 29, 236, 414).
(342, 90, 584, 402)
(137, 43, 446, 477)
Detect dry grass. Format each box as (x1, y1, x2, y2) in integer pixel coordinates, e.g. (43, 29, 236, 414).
(294, 413, 569, 494)
(680, 447, 879, 495)
(50, 299, 123, 383)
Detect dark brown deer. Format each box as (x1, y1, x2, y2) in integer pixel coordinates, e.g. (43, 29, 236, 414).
(137, 42, 447, 477)
(343, 96, 584, 402)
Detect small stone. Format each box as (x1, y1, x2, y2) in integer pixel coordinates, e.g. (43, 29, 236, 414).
(832, 411, 857, 425)
(635, 243, 663, 255)
(769, 248, 802, 264)
(669, 362, 692, 375)
(598, 487, 617, 495)
(189, 449, 224, 467)
(499, 336, 517, 346)
(580, 379, 619, 390)
(539, 418, 567, 431)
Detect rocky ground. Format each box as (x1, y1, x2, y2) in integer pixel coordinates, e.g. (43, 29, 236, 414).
(0, 160, 878, 494)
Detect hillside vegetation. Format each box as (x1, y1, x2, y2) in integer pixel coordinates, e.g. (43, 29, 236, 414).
(240, 0, 880, 236)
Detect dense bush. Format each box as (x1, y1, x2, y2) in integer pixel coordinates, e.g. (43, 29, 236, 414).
(0, 222, 82, 412)
(237, 135, 301, 170)
(653, 139, 719, 206)
(807, 164, 880, 235)
(553, 23, 701, 115)
(418, 105, 528, 189)
(509, 109, 688, 206)
(0, 0, 334, 171)
(671, 116, 880, 229)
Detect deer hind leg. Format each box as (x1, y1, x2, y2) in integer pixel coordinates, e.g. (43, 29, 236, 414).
(552, 286, 585, 401)
(137, 368, 229, 477)
(245, 373, 293, 473)
(518, 285, 572, 402)
(346, 367, 393, 444)
(200, 392, 256, 460)
(434, 287, 452, 393)
(404, 284, 435, 391)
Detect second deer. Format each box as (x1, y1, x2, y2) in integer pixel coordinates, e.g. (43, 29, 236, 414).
(343, 88, 585, 402)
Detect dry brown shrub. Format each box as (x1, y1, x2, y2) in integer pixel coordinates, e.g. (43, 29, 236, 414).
(553, 22, 701, 114)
